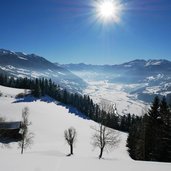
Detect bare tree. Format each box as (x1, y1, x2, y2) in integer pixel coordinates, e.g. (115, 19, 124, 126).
(99, 99, 118, 116)
(64, 127, 77, 156)
(91, 123, 120, 159)
(18, 107, 34, 154)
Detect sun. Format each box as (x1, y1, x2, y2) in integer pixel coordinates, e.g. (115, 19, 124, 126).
(95, 0, 122, 23)
(99, 1, 115, 18)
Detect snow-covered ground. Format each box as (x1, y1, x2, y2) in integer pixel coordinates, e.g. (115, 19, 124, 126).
(83, 81, 148, 116)
(0, 85, 171, 171)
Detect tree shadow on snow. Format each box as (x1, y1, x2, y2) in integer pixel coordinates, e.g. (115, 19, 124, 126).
(13, 95, 55, 103)
(13, 96, 89, 120)
(57, 102, 90, 120)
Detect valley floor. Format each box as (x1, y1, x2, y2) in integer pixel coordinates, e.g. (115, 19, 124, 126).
(0, 86, 171, 171)
(83, 80, 147, 116)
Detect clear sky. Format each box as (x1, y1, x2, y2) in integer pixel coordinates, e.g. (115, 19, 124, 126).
(0, 0, 171, 64)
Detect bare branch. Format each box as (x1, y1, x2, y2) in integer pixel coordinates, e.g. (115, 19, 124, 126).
(18, 107, 34, 154)
(91, 123, 120, 159)
(64, 127, 77, 155)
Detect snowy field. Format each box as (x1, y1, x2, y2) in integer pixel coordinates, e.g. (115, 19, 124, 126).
(0, 85, 171, 171)
(83, 81, 148, 116)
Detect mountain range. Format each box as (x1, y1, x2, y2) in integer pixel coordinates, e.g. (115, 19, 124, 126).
(62, 60, 171, 103)
(0, 49, 86, 92)
(0, 48, 171, 115)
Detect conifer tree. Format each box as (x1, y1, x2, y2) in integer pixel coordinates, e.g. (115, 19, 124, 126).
(159, 97, 171, 161)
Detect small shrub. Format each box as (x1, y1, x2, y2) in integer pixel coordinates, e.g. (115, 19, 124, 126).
(15, 93, 25, 98)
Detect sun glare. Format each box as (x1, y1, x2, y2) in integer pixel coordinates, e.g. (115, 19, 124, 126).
(99, 1, 115, 18)
(95, 0, 123, 23)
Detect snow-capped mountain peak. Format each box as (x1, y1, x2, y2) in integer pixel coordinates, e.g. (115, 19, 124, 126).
(0, 48, 87, 92)
(0, 49, 16, 55)
(145, 59, 167, 67)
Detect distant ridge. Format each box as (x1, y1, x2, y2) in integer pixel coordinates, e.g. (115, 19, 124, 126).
(61, 59, 171, 103)
(0, 48, 87, 92)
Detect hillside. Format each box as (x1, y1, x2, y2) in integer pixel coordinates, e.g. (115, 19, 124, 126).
(0, 85, 171, 171)
(0, 49, 87, 92)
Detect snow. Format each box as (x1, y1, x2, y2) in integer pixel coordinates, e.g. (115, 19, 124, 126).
(0, 49, 14, 54)
(146, 74, 164, 81)
(0, 85, 171, 171)
(0, 85, 26, 97)
(70, 71, 148, 116)
(83, 81, 147, 116)
(58, 72, 66, 75)
(143, 82, 171, 96)
(7, 65, 16, 70)
(124, 64, 132, 67)
(16, 69, 30, 75)
(145, 60, 162, 66)
(2, 50, 8, 54)
(48, 69, 53, 72)
(146, 76, 155, 81)
(18, 56, 28, 60)
(30, 71, 48, 78)
(144, 86, 162, 94)
(16, 52, 27, 56)
(0, 66, 13, 71)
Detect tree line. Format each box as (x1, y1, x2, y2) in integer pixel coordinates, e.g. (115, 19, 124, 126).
(0, 74, 134, 132)
(127, 96, 171, 162)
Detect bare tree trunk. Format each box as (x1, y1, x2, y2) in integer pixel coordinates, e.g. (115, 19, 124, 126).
(99, 147, 104, 159)
(21, 139, 24, 154)
(70, 144, 73, 155)
(64, 127, 76, 156)
(19, 107, 33, 155)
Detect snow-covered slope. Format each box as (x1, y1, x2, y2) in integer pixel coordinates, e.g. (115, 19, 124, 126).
(84, 81, 148, 116)
(0, 85, 171, 171)
(0, 49, 87, 93)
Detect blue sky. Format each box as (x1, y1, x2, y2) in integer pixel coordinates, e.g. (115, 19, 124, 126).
(0, 0, 171, 64)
